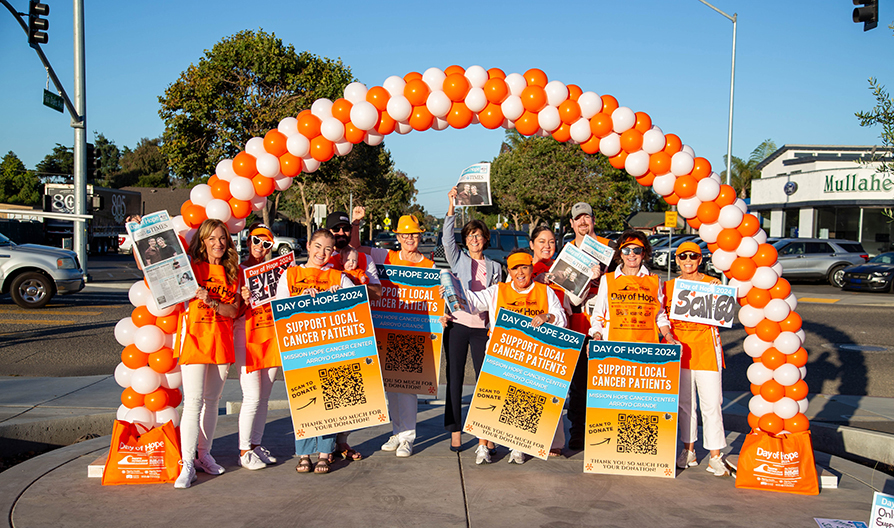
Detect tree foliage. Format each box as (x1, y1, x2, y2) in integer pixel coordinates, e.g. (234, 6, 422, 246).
(109, 137, 171, 188)
(0, 151, 41, 205)
(721, 139, 777, 199)
(856, 76, 894, 174)
(94, 132, 121, 184)
(35, 144, 72, 179)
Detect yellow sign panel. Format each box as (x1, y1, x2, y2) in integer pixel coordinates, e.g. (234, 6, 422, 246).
(664, 211, 678, 228)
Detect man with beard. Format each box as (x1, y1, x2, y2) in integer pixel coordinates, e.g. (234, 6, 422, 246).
(324, 211, 382, 301)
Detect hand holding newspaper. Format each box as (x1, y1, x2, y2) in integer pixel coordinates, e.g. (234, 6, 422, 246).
(439, 270, 470, 313)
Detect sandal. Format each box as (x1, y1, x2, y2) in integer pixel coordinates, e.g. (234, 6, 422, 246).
(296, 456, 313, 473)
(549, 448, 563, 457)
(314, 456, 330, 474)
(335, 443, 362, 461)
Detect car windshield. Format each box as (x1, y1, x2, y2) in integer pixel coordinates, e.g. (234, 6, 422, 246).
(0, 233, 12, 246)
(869, 252, 894, 264)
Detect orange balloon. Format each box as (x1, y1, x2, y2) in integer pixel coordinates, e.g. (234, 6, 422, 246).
(184, 204, 207, 228)
(403, 71, 423, 82)
(478, 103, 504, 129)
(715, 185, 737, 207)
(143, 388, 169, 412)
(295, 109, 312, 121)
(664, 133, 682, 155)
(551, 122, 572, 142)
(155, 313, 179, 334)
(601, 94, 619, 115)
(331, 98, 353, 123)
(487, 67, 506, 79)
(785, 379, 809, 400)
(409, 105, 434, 131)
(761, 348, 787, 370)
(444, 64, 465, 76)
(567, 84, 582, 101)
(297, 113, 322, 139)
(687, 216, 702, 230)
(207, 175, 219, 187)
(404, 79, 430, 106)
(730, 257, 757, 281)
(747, 412, 760, 430)
(165, 387, 183, 408)
(746, 287, 771, 308)
(752, 356, 762, 363)
(229, 198, 251, 219)
(664, 192, 680, 206)
(442, 73, 470, 102)
(310, 136, 334, 162)
(737, 214, 760, 237)
(524, 68, 548, 87)
(376, 111, 396, 135)
(620, 129, 644, 153)
(131, 305, 157, 328)
(279, 152, 302, 177)
(210, 179, 232, 201)
(609, 151, 628, 170)
(483, 78, 509, 104)
(148, 347, 176, 374)
(590, 113, 613, 138)
(636, 171, 656, 187)
(521, 85, 547, 113)
(779, 311, 802, 333)
(756, 319, 781, 342)
(252, 175, 275, 197)
(697, 201, 720, 224)
(264, 130, 288, 157)
(691, 157, 712, 180)
(716, 228, 743, 252)
(180, 200, 194, 218)
(648, 151, 671, 176)
(634, 112, 652, 134)
(787, 347, 808, 368)
(580, 135, 601, 155)
(708, 242, 720, 254)
(447, 102, 473, 129)
(750, 383, 760, 396)
(744, 325, 756, 335)
(753, 244, 779, 267)
(121, 387, 144, 409)
(344, 123, 366, 144)
(515, 111, 541, 136)
(673, 175, 698, 199)
(232, 152, 258, 178)
(559, 100, 581, 125)
(770, 278, 791, 299)
(365, 86, 390, 112)
(122, 344, 149, 369)
(758, 413, 785, 435)
(784, 413, 810, 433)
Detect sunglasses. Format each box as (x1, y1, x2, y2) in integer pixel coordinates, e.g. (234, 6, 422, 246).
(620, 246, 644, 256)
(677, 252, 701, 261)
(331, 226, 350, 234)
(251, 235, 274, 250)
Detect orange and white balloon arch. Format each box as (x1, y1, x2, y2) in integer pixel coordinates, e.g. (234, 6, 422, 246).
(113, 65, 810, 436)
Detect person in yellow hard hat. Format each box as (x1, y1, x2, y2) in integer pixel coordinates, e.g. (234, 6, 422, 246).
(353, 207, 434, 458)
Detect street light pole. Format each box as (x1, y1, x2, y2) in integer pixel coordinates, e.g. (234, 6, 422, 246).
(699, 1, 737, 188)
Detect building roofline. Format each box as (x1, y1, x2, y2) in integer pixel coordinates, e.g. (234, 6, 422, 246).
(754, 144, 890, 172)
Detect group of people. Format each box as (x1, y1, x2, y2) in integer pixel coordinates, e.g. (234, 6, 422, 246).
(149, 187, 728, 489)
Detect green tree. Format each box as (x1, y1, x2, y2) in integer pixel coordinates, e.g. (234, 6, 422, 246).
(93, 132, 121, 185)
(35, 144, 73, 179)
(721, 139, 777, 199)
(0, 151, 41, 205)
(856, 75, 894, 173)
(110, 137, 171, 188)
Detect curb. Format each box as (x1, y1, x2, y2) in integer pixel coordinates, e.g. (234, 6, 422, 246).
(0, 413, 116, 458)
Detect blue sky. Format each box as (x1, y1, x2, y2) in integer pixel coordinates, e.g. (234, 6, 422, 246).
(2, 0, 892, 218)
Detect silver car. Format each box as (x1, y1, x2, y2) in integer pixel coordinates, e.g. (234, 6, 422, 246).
(772, 238, 868, 288)
(0, 232, 85, 308)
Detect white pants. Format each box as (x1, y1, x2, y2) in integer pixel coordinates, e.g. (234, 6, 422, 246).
(234, 320, 278, 451)
(386, 391, 417, 443)
(179, 363, 229, 461)
(678, 368, 727, 451)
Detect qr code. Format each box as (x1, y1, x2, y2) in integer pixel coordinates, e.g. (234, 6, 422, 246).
(498, 385, 545, 434)
(616, 413, 659, 455)
(319, 362, 367, 410)
(383, 333, 425, 373)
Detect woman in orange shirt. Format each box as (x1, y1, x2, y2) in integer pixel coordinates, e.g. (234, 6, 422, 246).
(174, 219, 241, 489)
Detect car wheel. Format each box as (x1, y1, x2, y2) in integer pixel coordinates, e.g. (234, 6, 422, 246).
(277, 245, 292, 257)
(11, 272, 54, 309)
(828, 265, 846, 288)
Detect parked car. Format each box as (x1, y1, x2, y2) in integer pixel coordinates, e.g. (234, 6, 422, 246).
(0, 232, 85, 308)
(431, 229, 530, 277)
(238, 232, 300, 257)
(650, 235, 698, 269)
(118, 233, 133, 255)
(422, 232, 439, 244)
(373, 232, 400, 251)
(772, 238, 868, 288)
(840, 252, 894, 292)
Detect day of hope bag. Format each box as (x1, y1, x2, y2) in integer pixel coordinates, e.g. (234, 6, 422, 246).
(101, 420, 181, 486)
(735, 430, 819, 495)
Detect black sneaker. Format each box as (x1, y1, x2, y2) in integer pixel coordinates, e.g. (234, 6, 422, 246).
(568, 437, 584, 450)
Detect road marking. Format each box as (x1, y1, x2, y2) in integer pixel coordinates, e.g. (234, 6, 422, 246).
(0, 310, 102, 316)
(797, 298, 839, 304)
(0, 319, 77, 324)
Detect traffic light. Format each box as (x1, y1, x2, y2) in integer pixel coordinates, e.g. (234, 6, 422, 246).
(853, 0, 878, 31)
(85, 143, 96, 179)
(28, 1, 50, 46)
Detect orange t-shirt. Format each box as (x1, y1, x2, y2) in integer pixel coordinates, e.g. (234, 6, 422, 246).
(176, 261, 239, 365)
(384, 250, 435, 268)
(239, 263, 280, 373)
(664, 276, 724, 371)
(495, 282, 550, 318)
(283, 266, 345, 296)
(342, 268, 369, 285)
(604, 273, 660, 343)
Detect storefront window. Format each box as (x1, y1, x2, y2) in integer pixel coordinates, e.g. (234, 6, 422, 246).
(783, 210, 800, 238)
(861, 208, 894, 255)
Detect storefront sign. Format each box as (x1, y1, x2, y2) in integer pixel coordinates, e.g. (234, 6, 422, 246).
(824, 173, 894, 193)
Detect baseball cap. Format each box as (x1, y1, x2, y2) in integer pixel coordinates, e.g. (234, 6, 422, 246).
(571, 202, 593, 219)
(326, 211, 350, 230)
(676, 241, 702, 255)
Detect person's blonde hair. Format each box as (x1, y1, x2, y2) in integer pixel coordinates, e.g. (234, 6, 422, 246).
(188, 219, 239, 285)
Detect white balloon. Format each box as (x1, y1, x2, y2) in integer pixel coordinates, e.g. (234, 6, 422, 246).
(124, 406, 155, 433)
(577, 91, 603, 118)
(245, 137, 265, 157)
(395, 121, 413, 135)
(570, 118, 592, 143)
(734, 198, 748, 214)
(253, 153, 278, 178)
(190, 184, 212, 207)
(625, 151, 650, 178)
(696, 178, 720, 202)
(738, 305, 765, 328)
(736, 237, 759, 258)
(273, 175, 293, 191)
(205, 198, 232, 222)
(651, 173, 676, 196)
(774, 363, 802, 386)
(471, 114, 480, 125)
(734, 278, 753, 298)
(537, 106, 561, 132)
(799, 366, 808, 380)
(712, 249, 737, 272)
(795, 329, 806, 344)
(464, 87, 487, 113)
(681, 144, 695, 157)
(350, 101, 378, 130)
(172, 215, 189, 237)
(773, 397, 799, 420)
(748, 394, 774, 417)
(422, 67, 446, 91)
(599, 133, 622, 158)
(386, 95, 412, 122)
(215, 159, 236, 181)
(117, 404, 130, 421)
(642, 126, 666, 154)
(320, 117, 345, 142)
(251, 196, 267, 212)
(464, 65, 488, 88)
(160, 364, 182, 389)
(771, 262, 784, 275)
(676, 197, 701, 219)
(709, 171, 722, 183)
(334, 140, 353, 157)
(718, 205, 745, 229)
(743, 334, 773, 358)
(115, 362, 134, 388)
(698, 222, 723, 244)
(432, 116, 449, 131)
(544, 80, 568, 107)
(364, 131, 384, 146)
(229, 177, 255, 201)
(343, 82, 368, 104)
(115, 317, 138, 347)
(129, 281, 150, 307)
(131, 366, 162, 395)
(183, 228, 196, 245)
(286, 134, 310, 158)
(798, 398, 809, 414)
(671, 151, 694, 176)
(752, 267, 779, 289)
(747, 363, 775, 386)
(611, 107, 635, 134)
(154, 406, 181, 428)
(134, 325, 165, 354)
(426, 91, 451, 118)
(753, 229, 768, 245)
(501, 95, 524, 121)
(774, 332, 802, 354)
(145, 295, 175, 317)
(278, 117, 299, 136)
(311, 98, 334, 119)
(226, 216, 245, 234)
(504, 73, 527, 96)
(764, 298, 791, 322)
(784, 293, 799, 311)
(382, 76, 405, 97)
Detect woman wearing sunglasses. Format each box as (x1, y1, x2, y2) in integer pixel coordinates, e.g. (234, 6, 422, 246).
(232, 223, 280, 472)
(588, 230, 677, 345)
(664, 242, 729, 476)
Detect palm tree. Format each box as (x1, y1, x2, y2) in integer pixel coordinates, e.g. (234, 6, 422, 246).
(722, 139, 777, 199)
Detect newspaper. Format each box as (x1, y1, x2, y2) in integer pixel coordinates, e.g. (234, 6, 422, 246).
(579, 235, 614, 266)
(439, 270, 470, 314)
(453, 162, 492, 207)
(548, 242, 599, 298)
(126, 211, 198, 309)
(243, 253, 295, 308)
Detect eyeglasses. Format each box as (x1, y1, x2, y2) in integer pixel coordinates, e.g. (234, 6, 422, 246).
(677, 252, 701, 261)
(467, 234, 484, 240)
(620, 246, 643, 256)
(398, 233, 421, 239)
(251, 235, 274, 250)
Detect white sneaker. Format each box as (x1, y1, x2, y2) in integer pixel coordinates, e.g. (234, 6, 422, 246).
(707, 455, 730, 476)
(240, 450, 267, 470)
(475, 444, 491, 465)
(508, 449, 525, 464)
(174, 460, 196, 489)
(676, 449, 697, 469)
(253, 446, 277, 464)
(195, 452, 225, 475)
(381, 435, 400, 452)
(396, 440, 413, 458)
